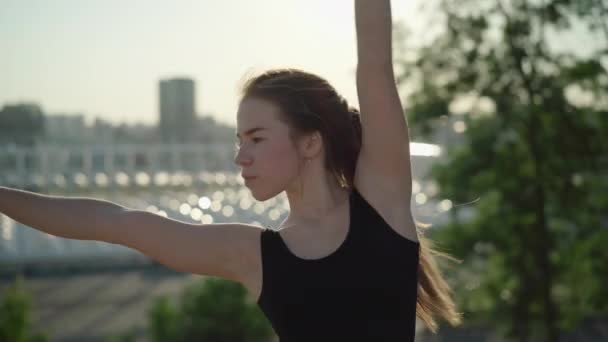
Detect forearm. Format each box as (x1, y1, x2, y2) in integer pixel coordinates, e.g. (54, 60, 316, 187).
(355, 0, 393, 68)
(0, 186, 127, 242)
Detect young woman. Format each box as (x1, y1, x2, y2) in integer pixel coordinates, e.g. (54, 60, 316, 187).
(0, 0, 461, 340)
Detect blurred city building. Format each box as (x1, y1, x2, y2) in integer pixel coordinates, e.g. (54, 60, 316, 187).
(159, 78, 196, 143)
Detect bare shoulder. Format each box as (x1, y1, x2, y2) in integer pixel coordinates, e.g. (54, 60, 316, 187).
(353, 158, 419, 244)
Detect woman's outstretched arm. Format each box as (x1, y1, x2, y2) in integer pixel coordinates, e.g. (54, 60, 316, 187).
(0, 186, 258, 281)
(354, 0, 413, 199)
(0, 186, 126, 242)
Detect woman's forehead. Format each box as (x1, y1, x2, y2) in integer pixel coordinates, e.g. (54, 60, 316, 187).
(237, 98, 282, 128)
(238, 97, 280, 116)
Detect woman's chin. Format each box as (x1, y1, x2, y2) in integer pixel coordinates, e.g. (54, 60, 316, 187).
(249, 187, 280, 202)
(251, 191, 270, 202)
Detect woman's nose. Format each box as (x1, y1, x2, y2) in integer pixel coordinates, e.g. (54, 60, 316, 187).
(234, 149, 252, 166)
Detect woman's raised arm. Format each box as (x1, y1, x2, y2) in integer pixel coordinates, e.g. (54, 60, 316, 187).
(355, 0, 393, 67)
(354, 0, 414, 203)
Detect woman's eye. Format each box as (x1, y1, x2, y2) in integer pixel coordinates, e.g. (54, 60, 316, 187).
(234, 138, 262, 150)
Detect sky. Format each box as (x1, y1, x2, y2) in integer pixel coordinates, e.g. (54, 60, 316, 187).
(1, 0, 426, 127)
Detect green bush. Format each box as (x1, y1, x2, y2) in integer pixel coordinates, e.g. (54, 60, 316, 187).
(104, 327, 138, 342)
(148, 296, 179, 341)
(146, 277, 275, 342)
(0, 275, 48, 342)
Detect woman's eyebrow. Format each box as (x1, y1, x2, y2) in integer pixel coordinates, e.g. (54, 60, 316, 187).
(236, 127, 267, 138)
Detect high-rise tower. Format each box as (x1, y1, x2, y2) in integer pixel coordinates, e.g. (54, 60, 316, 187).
(159, 78, 196, 143)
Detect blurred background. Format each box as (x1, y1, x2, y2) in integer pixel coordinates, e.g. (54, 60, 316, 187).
(0, 0, 606, 341)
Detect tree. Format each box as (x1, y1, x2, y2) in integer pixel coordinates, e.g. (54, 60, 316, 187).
(395, 0, 608, 341)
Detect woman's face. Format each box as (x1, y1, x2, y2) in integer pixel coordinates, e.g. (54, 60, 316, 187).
(234, 97, 305, 201)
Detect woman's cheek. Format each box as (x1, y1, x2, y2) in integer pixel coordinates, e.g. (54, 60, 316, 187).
(267, 142, 292, 166)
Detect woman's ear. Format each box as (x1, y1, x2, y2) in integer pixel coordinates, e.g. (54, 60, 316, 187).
(300, 131, 323, 159)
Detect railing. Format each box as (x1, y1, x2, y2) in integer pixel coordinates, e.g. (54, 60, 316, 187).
(0, 143, 237, 189)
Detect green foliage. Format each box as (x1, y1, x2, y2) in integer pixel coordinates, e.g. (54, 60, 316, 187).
(395, 0, 608, 341)
(0, 275, 48, 342)
(104, 327, 138, 342)
(145, 277, 275, 342)
(148, 296, 180, 342)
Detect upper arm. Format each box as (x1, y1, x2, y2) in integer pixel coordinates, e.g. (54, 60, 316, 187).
(355, 65, 413, 198)
(111, 209, 260, 283)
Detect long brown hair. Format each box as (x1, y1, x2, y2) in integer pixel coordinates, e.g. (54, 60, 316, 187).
(238, 68, 463, 332)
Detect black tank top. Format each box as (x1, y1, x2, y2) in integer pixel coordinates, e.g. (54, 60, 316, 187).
(257, 186, 420, 342)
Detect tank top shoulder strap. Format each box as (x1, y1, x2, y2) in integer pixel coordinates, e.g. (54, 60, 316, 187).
(259, 226, 284, 259)
(349, 186, 419, 249)
(348, 186, 374, 239)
